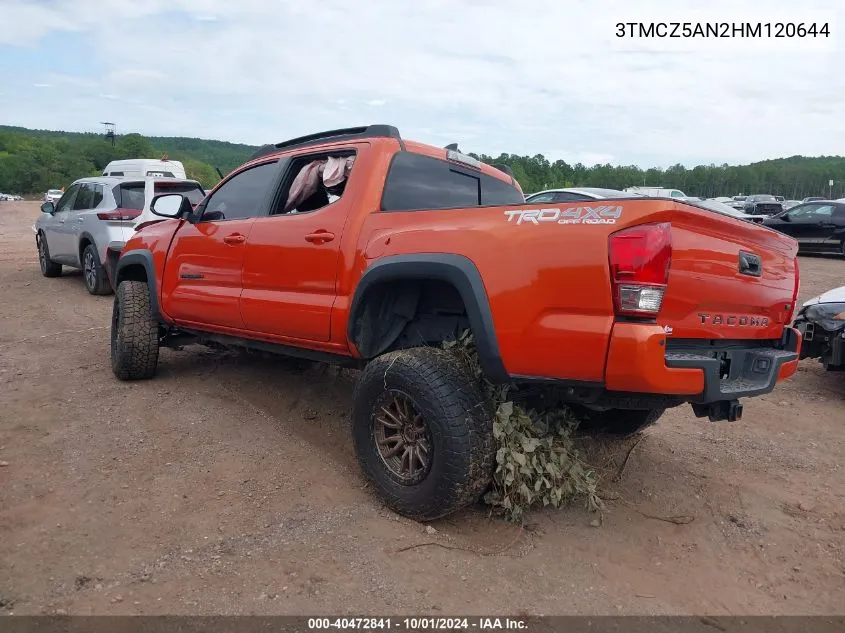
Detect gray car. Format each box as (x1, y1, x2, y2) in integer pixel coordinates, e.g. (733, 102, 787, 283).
(35, 176, 205, 294)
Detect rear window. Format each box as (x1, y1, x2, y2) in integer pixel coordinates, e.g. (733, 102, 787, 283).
(115, 183, 146, 210)
(154, 182, 205, 204)
(381, 152, 524, 211)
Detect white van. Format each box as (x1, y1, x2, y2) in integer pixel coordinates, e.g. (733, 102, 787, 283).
(102, 158, 186, 179)
(623, 186, 688, 200)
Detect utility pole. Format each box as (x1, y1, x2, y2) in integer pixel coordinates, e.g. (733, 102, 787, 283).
(100, 122, 116, 148)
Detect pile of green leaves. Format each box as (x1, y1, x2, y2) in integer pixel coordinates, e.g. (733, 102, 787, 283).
(444, 331, 601, 522)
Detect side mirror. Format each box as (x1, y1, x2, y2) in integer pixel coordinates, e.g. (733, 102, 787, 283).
(782, 214, 791, 222)
(150, 193, 192, 219)
(40, 201, 55, 214)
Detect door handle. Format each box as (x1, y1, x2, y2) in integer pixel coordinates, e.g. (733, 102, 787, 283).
(76, 217, 85, 223)
(223, 234, 246, 245)
(304, 231, 335, 244)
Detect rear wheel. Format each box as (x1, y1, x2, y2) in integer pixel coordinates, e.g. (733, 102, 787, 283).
(111, 280, 159, 380)
(352, 347, 495, 521)
(37, 233, 62, 277)
(575, 407, 665, 437)
(82, 244, 112, 295)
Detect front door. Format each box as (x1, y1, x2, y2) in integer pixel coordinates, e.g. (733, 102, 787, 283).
(160, 160, 280, 330)
(46, 184, 81, 261)
(240, 148, 359, 342)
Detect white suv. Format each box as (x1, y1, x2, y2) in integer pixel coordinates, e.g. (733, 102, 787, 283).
(35, 176, 205, 294)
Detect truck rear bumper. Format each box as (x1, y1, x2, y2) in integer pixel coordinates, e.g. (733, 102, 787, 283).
(604, 323, 801, 404)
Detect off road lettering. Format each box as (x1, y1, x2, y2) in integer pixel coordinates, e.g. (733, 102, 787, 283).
(504, 206, 623, 226)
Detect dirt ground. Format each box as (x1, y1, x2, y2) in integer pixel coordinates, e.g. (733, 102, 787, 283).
(1, 201, 843, 616)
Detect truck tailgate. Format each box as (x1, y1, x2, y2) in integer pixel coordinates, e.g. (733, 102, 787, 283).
(658, 204, 799, 340)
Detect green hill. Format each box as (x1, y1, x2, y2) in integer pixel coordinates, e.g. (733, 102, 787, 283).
(1, 124, 843, 199)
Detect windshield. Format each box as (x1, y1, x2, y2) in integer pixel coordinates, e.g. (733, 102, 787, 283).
(47, 189, 63, 195)
(749, 194, 775, 201)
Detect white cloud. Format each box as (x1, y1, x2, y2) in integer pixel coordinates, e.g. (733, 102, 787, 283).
(0, 0, 843, 166)
(33, 83, 51, 88)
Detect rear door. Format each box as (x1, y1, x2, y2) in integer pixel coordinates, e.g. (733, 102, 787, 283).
(67, 183, 97, 265)
(160, 160, 279, 330)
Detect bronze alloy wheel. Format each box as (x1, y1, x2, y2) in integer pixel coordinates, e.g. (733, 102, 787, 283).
(373, 391, 433, 484)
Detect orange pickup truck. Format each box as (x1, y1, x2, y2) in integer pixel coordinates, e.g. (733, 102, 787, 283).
(110, 124, 802, 520)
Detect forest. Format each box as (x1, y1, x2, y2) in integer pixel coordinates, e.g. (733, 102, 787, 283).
(2, 124, 844, 200)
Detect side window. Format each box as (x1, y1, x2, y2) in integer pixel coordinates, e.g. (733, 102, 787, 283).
(274, 151, 357, 215)
(382, 152, 480, 211)
(526, 192, 556, 203)
(811, 205, 834, 218)
(788, 204, 818, 221)
(201, 161, 278, 222)
(670, 190, 685, 198)
(91, 185, 104, 208)
(73, 183, 95, 210)
(480, 173, 525, 205)
(115, 183, 146, 210)
(55, 185, 80, 213)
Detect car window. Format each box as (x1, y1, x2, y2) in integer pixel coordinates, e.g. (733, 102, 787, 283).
(670, 190, 685, 198)
(554, 192, 590, 202)
(91, 185, 104, 208)
(381, 152, 523, 211)
(201, 161, 278, 221)
(525, 192, 556, 203)
(55, 185, 80, 213)
(273, 152, 356, 215)
(116, 183, 147, 210)
(787, 204, 819, 220)
(73, 183, 95, 210)
(811, 205, 834, 218)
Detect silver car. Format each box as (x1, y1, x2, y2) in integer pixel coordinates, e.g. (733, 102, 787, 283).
(524, 187, 637, 203)
(35, 176, 205, 294)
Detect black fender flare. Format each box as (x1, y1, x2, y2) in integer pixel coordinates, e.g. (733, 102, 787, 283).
(348, 254, 509, 383)
(114, 249, 161, 321)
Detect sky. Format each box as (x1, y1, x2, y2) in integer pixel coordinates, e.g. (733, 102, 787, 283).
(0, 0, 843, 168)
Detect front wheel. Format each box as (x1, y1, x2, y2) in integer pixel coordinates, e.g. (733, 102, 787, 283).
(352, 347, 495, 521)
(111, 280, 160, 380)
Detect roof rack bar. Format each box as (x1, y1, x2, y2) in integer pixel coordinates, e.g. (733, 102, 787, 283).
(247, 124, 401, 162)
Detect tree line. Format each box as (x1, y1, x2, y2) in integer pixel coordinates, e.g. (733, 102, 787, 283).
(2, 125, 844, 200)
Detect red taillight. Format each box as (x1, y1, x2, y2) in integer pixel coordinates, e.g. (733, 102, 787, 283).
(608, 222, 672, 318)
(96, 209, 142, 221)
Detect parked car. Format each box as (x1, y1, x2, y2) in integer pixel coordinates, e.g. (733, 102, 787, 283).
(793, 284, 845, 371)
(712, 197, 734, 204)
(108, 123, 801, 521)
(44, 189, 64, 204)
(524, 187, 635, 203)
(35, 176, 205, 294)
(622, 186, 688, 199)
(762, 200, 845, 255)
(803, 196, 824, 203)
(783, 200, 802, 210)
(743, 194, 783, 215)
(690, 198, 765, 224)
(728, 196, 747, 210)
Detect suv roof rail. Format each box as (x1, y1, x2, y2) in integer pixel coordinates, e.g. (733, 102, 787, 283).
(249, 124, 402, 161)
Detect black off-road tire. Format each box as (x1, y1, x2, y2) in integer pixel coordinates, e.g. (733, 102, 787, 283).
(82, 243, 112, 296)
(37, 232, 62, 277)
(576, 407, 665, 437)
(352, 347, 495, 521)
(111, 281, 159, 380)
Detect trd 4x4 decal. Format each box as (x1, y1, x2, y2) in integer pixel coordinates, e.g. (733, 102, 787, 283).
(504, 206, 623, 225)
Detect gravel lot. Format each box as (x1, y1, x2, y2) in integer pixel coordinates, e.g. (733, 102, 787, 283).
(1, 201, 843, 615)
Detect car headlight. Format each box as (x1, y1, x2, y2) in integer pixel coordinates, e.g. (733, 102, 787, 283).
(804, 303, 845, 329)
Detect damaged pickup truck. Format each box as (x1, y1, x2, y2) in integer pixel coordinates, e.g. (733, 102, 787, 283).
(794, 285, 845, 371)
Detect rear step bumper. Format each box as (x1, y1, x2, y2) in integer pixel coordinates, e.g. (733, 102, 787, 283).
(605, 323, 801, 404)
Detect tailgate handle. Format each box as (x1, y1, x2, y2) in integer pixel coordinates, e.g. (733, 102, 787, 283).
(738, 251, 762, 277)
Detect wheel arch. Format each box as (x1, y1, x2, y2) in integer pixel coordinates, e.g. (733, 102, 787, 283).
(348, 254, 508, 383)
(114, 250, 161, 320)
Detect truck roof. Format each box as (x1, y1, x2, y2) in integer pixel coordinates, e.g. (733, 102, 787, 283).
(246, 124, 516, 187)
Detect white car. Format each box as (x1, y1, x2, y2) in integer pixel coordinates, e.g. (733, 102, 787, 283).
(44, 189, 64, 204)
(622, 186, 688, 200)
(35, 176, 205, 294)
(524, 187, 637, 203)
(688, 198, 765, 224)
